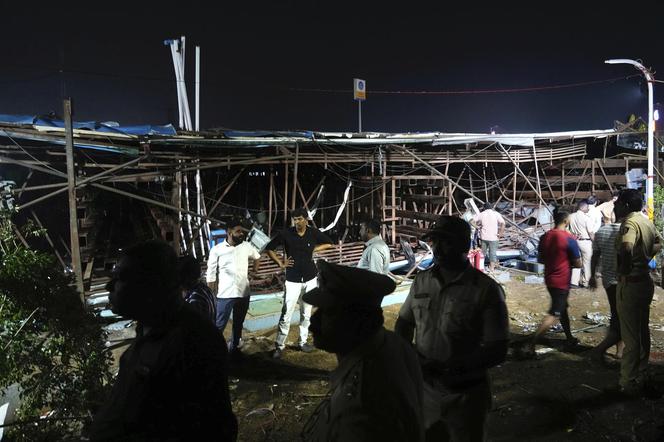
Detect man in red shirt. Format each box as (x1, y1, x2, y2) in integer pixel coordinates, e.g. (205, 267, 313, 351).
(529, 210, 582, 351)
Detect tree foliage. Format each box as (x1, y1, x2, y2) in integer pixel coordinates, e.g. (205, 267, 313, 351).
(0, 209, 113, 441)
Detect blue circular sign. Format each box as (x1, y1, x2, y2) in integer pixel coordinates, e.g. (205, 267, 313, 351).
(358, 81, 364, 90)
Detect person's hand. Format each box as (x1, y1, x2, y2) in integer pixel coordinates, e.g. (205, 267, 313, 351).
(281, 256, 294, 269)
(588, 276, 597, 291)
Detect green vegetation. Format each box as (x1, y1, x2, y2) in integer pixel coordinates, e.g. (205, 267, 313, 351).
(0, 209, 112, 441)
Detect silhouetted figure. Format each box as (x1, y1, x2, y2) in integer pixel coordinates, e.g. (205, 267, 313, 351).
(90, 240, 237, 441)
(179, 255, 216, 325)
(302, 260, 424, 441)
(395, 215, 509, 442)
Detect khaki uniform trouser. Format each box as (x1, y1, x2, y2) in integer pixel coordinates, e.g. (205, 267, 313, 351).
(616, 278, 654, 387)
(577, 240, 593, 285)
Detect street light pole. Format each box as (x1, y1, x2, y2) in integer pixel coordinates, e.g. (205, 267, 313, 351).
(605, 58, 655, 220)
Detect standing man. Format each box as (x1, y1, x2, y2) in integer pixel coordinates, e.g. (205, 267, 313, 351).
(586, 195, 603, 234)
(588, 210, 623, 362)
(357, 218, 391, 275)
(395, 215, 509, 441)
(614, 189, 662, 395)
(531, 210, 582, 350)
(206, 218, 261, 355)
(91, 241, 237, 441)
(569, 200, 594, 287)
(179, 255, 217, 325)
(474, 202, 505, 272)
(265, 208, 334, 359)
(302, 261, 424, 441)
(597, 192, 619, 225)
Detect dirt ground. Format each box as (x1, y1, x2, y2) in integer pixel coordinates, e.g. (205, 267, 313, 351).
(225, 274, 664, 441)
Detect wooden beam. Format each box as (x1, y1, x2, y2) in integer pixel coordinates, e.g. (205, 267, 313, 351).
(63, 99, 85, 304)
(208, 167, 246, 217)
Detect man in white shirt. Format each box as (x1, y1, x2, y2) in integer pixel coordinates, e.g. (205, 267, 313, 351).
(568, 200, 594, 287)
(473, 202, 505, 272)
(206, 218, 261, 354)
(357, 219, 391, 275)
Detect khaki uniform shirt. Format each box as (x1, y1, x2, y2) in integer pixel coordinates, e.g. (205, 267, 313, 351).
(616, 212, 659, 277)
(569, 210, 593, 240)
(303, 328, 424, 442)
(398, 265, 509, 388)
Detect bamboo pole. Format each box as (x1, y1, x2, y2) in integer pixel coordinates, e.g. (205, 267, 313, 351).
(63, 99, 85, 304)
(291, 144, 299, 210)
(268, 169, 274, 236)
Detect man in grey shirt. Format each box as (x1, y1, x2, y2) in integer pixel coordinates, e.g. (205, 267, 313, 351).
(357, 219, 391, 275)
(588, 213, 623, 362)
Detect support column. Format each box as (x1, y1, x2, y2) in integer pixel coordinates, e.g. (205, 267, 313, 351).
(64, 99, 85, 304)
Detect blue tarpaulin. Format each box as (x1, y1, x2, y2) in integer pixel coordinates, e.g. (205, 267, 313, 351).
(0, 114, 176, 136)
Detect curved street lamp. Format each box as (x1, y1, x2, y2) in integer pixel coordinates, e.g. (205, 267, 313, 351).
(605, 58, 655, 220)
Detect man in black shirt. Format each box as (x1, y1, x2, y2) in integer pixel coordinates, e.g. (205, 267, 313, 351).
(265, 208, 333, 358)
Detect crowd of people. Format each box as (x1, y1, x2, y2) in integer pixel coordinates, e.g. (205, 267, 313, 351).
(88, 188, 661, 441)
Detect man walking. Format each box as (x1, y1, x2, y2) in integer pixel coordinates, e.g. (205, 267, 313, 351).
(395, 215, 509, 441)
(474, 202, 505, 272)
(614, 189, 662, 395)
(302, 261, 423, 441)
(265, 208, 333, 358)
(206, 218, 261, 355)
(569, 200, 594, 287)
(531, 210, 582, 349)
(588, 212, 623, 362)
(357, 218, 391, 275)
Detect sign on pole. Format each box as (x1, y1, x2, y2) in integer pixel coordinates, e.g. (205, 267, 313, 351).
(353, 78, 366, 101)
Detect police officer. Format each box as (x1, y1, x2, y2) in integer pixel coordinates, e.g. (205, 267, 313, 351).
(302, 260, 424, 442)
(395, 215, 509, 442)
(614, 189, 662, 395)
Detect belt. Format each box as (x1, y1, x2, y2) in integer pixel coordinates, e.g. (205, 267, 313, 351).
(578, 238, 592, 241)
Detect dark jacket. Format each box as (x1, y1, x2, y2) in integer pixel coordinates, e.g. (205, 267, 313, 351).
(303, 328, 424, 442)
(90, 305, 237, 441)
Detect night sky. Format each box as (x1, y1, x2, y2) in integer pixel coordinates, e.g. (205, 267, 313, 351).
(2, 2, 663, 133)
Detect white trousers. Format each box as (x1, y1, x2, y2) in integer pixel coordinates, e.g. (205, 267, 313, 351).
(275, 277, 317, 349)
(578, 240, 593, 285)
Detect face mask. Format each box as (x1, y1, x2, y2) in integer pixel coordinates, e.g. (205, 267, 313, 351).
(231, 234, 245, 244)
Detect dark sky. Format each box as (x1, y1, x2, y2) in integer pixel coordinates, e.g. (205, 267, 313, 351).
(1, 2, 663, 133)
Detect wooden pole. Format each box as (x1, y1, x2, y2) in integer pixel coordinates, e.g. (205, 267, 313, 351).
(291, 144, 299, 210)
(283, 162, 289, 225)
(561, 165, 566, 205)
(512, 164, 517, 222)
(63, 99, 85, 304)
(30, 210, 67, 269)
(391, 177, 396, 245)
(208, 167, 246, 217)
(268, 168, 274, 236)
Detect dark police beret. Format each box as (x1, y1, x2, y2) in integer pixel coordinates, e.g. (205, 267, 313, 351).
(302, 260, 396, 309)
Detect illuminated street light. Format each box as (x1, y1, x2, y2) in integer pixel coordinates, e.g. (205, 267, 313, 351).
(605, 59, 656, 220)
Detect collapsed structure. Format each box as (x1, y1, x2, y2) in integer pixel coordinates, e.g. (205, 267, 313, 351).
(0, 111, 661, 306)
